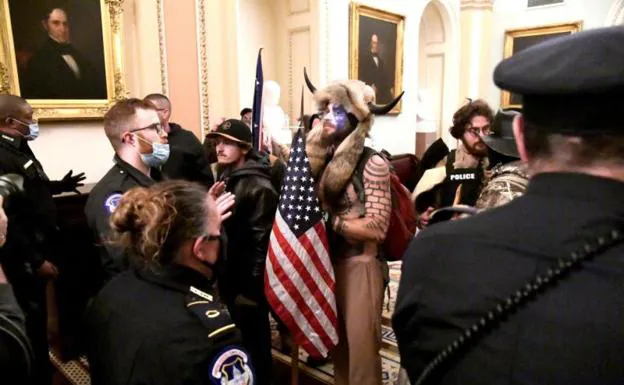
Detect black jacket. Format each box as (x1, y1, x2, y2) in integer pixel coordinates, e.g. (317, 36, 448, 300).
(85, 155, 161, 285)
(218, 158, 278, 303)
(0, 134, 59, 302)
(22, 38, 106, 99)
(84, 264, 252, 385)
(162, 122, 214, 187)
(394, 172, 624, 385)
(0, 283, 32, 385)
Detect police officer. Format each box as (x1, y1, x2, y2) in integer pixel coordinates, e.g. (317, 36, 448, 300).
(0, 95, 85, 385)
(394, 26, 624, 385)
(85, 98, 169, 287)
(83, 180, 247, 385)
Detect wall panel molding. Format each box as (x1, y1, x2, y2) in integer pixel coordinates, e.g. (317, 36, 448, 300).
(195, 0, 209, 136)
(157, 0, 169, 95)
(288, 27, 311, 120)
(289, 0, 310, 15)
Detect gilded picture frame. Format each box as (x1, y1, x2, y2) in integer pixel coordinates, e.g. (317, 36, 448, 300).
(349, 2, 405, 114)
(0, 0, 127, 121)
(501, 21, 582, 109)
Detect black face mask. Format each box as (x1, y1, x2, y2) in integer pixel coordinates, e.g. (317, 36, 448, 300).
(201, 231, 228, 279)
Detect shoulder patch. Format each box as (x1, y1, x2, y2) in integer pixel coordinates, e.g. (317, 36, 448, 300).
(209, 347, 254, 385)
(104, 193, 123, 214)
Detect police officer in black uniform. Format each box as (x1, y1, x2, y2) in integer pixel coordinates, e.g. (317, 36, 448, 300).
(144, 93, 214, 187)
(83, 180, 249, 385)
(394, 26, 624, 385)
(0, 95, 85, 385)
(85, 99, 168, 287)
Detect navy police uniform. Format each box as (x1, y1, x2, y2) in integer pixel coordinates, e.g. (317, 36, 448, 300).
(0, 133, 63, 385)
(85, 155, 162, 285)
(84, 264, 253, 385)
(394, 26, 624, 385)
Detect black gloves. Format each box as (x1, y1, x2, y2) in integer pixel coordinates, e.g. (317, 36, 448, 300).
(50, 170, 86, 195)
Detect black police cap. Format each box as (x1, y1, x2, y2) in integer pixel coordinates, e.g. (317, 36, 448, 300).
(493, 26, 624, 135)
(207, 119, 252, 145)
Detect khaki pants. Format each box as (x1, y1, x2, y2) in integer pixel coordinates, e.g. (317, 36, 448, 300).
(332, 255, 384, 385)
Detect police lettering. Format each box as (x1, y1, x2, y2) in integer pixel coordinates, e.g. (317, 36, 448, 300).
(450, 173, 475, 181)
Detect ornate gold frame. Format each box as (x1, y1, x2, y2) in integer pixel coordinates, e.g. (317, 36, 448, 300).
(349, 2, 405, 114)
(501, 21, 582, 109)
(0, 0, 127, 121)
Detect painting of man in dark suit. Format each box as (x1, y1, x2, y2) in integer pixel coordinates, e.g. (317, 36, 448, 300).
(9, 1, 107, 100)
(355, 12, 401, 106)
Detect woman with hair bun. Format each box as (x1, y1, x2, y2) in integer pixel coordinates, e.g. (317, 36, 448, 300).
(83, 180, 256, 385)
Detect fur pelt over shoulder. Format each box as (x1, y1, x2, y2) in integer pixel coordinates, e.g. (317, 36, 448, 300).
(302, 69, 404, 211)
(305, 80, 376, 209)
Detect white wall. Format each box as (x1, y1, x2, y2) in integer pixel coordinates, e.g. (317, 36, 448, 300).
(237, 0, 279, 112)
(321, 0, 459, 155)
(487, 0, 615, 108)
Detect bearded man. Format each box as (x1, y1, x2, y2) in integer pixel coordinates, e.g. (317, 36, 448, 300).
(303, 69, 402, 385)
(413, 99, 493, 227)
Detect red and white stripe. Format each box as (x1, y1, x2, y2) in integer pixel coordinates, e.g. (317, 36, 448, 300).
(265, 210, 338, 358)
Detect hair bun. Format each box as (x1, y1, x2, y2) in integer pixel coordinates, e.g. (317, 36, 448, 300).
(110, 187, 150, 233)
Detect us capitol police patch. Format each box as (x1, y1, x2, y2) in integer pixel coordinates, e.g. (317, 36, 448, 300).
(209, 347, 254, 385)
(104, 193, 123, 214)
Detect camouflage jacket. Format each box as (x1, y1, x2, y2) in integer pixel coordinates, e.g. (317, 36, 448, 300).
(475, 161, 529, 210)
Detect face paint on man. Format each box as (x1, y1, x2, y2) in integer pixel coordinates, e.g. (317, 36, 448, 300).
(322, 104, 350, 133)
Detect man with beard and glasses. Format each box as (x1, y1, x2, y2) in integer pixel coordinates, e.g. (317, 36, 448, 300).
(206, 119, 278, 385)
(85, 99, 169, 289)
(413, 99, 493, 228)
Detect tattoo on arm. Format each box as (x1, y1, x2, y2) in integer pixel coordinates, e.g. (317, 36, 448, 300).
(363, 156, 392, 241)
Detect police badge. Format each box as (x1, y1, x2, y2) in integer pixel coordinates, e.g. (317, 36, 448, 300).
(209, 347, 254, 385)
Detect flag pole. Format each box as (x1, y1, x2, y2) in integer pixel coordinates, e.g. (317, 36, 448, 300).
(290, 344, 299, 385)
(289, 84, 306, 385)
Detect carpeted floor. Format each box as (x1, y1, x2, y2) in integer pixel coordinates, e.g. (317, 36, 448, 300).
(51, 262, 404, 385)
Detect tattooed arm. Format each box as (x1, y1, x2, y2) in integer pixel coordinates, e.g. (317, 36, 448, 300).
(332, 155, 392, 243)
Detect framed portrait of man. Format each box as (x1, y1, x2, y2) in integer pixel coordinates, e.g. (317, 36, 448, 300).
(349, 3, 405, 114)
(0, 0, 126, 120)
(501, 21, 582, 108)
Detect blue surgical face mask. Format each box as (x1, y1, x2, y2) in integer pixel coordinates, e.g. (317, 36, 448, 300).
(13, 119, 39, 141)
(137, 136, 170, 168)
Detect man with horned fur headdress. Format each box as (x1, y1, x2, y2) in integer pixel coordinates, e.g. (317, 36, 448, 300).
(303, 69, 403, 385)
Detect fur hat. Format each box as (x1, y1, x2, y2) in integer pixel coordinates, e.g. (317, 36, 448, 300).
(303, 68, 404, 210)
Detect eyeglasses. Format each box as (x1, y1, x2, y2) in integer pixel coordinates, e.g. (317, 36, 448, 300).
(201, 233, 221, 242)
(466, 125, 492, 137)
(129, 123, 165, 135)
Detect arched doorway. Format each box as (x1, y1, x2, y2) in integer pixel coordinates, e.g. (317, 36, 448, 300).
(606, 0, 624, 25)
(415, 0, 457, 157)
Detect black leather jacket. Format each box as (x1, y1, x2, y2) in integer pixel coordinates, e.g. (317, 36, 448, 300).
(218, 159, 278, 304)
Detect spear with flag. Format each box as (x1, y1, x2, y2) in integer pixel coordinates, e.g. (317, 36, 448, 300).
(251, 48, 264, 152)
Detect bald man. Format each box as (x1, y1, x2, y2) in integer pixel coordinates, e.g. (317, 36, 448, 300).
(0, 95, 85, 385)
(22, 7, 106, 99)
(144, 93, 214, 187)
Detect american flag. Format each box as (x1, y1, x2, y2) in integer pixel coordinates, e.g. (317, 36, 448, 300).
(264, 129, 339, 358)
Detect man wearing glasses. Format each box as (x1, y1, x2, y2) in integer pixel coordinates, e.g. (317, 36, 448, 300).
(413, 99, 493, 228)
(85, 98, 169, 288)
